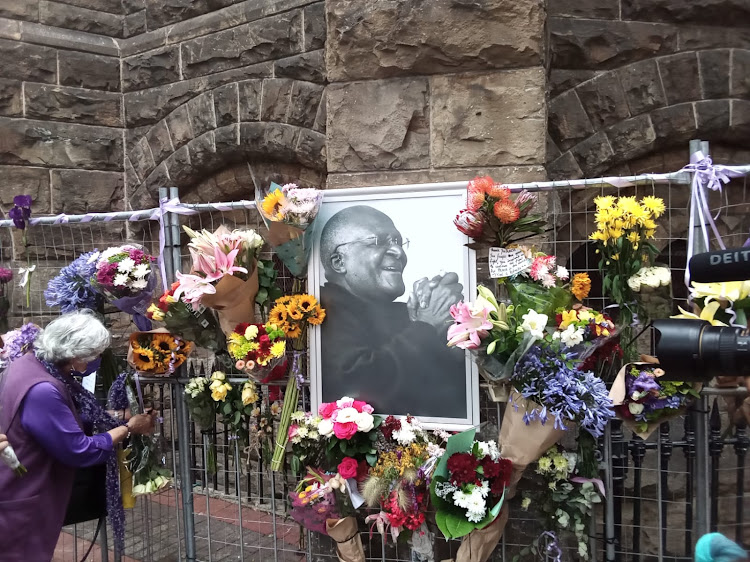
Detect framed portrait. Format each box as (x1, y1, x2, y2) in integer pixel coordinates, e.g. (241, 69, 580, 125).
(309, 182, 479, 430)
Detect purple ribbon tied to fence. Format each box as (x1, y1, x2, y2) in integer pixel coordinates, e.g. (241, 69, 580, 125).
(538, 531, 563, 562)
(149, 196, 199, 286)
(682, 152, 746, 288)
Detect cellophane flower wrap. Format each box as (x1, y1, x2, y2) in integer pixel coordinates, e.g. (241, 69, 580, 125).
(127, 330, 193, 375)
(147, 281, 226, 352)
(91, 245, 157, 330)
(257, 182, 323, 278)
(176, 225, 264, 334)
(553, 306, 621, 372)
(227, 322, 286, 381)
(628, 265, 673, 320)
(609, 362, 701, 439)
(289, 468, 342, 535)
(430, 428, 511, 540)
(454, 176, 546, 248)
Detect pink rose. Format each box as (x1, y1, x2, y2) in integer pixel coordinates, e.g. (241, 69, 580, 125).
(318, 402, 337, 419)
(288, 424, 298, 439)
(333, 421, 358, 440)
(337, 457, 358, 479)
(352, 400, 368, 413)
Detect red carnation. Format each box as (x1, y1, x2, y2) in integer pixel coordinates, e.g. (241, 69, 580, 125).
(446, 452, 480, 486)
(259, 334, 270, 344)
(380, 415, 401, 440)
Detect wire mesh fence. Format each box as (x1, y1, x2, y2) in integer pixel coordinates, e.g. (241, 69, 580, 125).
(2, 160, 749, 561)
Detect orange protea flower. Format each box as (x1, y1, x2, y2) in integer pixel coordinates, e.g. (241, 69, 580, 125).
(486, 183, 511, 200)
(308, 308, 326, 325)
(467, 188, 485, 212)
(571, 273, 592, 301)
(468, 176, 495, 194)
(493, 200, 520, 224)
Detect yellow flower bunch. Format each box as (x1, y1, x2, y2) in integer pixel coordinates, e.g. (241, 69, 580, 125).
(270, 294, 326, 342)
(571, 273, 591, 301)
(129, 332, 193, 374)
(589, 195, 664, 248)
(209, 371, 232, 402)
(370, 442, 428, 479)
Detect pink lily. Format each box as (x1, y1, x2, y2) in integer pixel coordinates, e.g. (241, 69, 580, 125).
(173, 272, 217, 304)
(446, 301, 492, 349)
(214, 247, 248, 277)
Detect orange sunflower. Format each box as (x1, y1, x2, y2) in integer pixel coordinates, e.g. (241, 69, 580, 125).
(283, 323, 302, 338)
(132, 346, 156, 371)
(269, 304, 289, 326)
(307, 308, 326, 325)
(153, 333, 178, 354)
(261, 189, 286, 219)
(296, 294, 317, 314)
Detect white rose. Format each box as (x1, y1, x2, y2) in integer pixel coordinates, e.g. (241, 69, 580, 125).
(628, 403, 645, 415)
(318, 418, 334, 437)
(336, 407, 359, 424)
(355, 412, 374, 432)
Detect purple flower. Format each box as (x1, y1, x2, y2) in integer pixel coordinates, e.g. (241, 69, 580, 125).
(13, 195, 32, 208)
(631, 373, 661, 394)
(2, 323, 42, 362)
(8, 195, 32, 230)
(44, 250, 103, 313)
(0, 267, 12, 284)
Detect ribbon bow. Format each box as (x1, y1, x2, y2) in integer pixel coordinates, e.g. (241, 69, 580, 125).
(18, 265, 36, 288)
(149, 196, 198, 285)
(538, 531, 563, 562)
(365, 512, 400, 544)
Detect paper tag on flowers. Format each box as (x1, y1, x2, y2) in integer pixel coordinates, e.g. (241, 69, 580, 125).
(489, 248, 530, 278)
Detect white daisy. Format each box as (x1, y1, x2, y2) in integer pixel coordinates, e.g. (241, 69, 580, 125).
(133, 263, 150, 278)
(131, 279, 148, 291)
(117, 257, 136, 273)
(113, 273, 129, 287)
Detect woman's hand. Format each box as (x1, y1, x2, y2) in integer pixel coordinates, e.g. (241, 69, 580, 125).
(0, 433, 8, 454)
(126, 412, 156, 436)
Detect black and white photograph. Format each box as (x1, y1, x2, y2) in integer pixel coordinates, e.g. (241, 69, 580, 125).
(309, 185, 479, 428)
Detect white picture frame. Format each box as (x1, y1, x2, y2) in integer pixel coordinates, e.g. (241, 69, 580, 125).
(308, 182, 479, 430)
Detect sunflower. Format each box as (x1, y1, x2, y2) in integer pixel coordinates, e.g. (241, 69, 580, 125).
(261, 189, 286, 218)
(269, 304, 288, 326)
(286, 305, 304, 321)
(296, 294, 317, 313)
(153, 333, 178, 354)
(132, 346, 157, 371)
(307, 308, 326, 325)
(284, 323, 302, 338)
(275, 295, 293, 306)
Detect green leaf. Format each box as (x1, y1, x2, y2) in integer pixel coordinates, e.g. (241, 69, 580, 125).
(366, 453, 377, 466)
(256, 288, 269, 304)
(223, 402, 232, 415)
(434, 428, 476, 481)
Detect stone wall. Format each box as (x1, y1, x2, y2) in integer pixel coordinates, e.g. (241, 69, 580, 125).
(547, 0, 750, 178)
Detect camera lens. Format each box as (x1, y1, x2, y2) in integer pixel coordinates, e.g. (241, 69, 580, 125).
(652, 319, 750, 381)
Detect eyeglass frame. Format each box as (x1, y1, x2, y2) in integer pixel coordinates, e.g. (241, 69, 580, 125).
(332, 235, 410, 254)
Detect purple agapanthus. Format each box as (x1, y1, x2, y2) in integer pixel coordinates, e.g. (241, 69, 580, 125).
(0, 267, 12, 284)
(512, 341, 615, 438)
(44, 250, 103, 313)
(1, 323, 42, 363)
(8, 195, 32, 230)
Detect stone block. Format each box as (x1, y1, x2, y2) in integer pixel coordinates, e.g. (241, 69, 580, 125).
(165, 105, 194, 149)
(313, 89, 325, 133)
(123, 46, 181, 91)
(125, 156, 140, 188)
(0, 38, 56, 83)
(54, 0, 125, 14)
(120, 28, 167, 57)
(39, 1, 124, 37)
(58, 51, 120, 92)
(187, 131, 224, 178)
(263, 122, 300, 163)
(604, 114, 656, 162)
(618, 59, 667, 116)
(124, 61, 272, 126)
(728, 100, 750, 142)
(679, 25, 750, 51)
(181, 11, 302, 79)
(146, 120, 175, 165)
(0, 78, 22, 117)
(287, 81, 324, 129)
(570, 132, 615, 176)
(695, 99, 730, 133)
(0, 117, 123, 170)
(657, 52, 701, 105)
(260, 78, 294, 122)
(238, 79, 262, 121)
(186, 91, 216, 137)
(649, 103, 696, 147)
(546, 134, 562, 162)
(296, 128, 325, 170)
(122, 0, 145, 14)
(50, 169, 124, 213)
(0, 18, 21, 40)
(549, 0, 619, 18)
(129, 135, 155, 180)
(213, 82, 238, 127)
(550, 69, 597, 97)
(164, 144, 192, 186)
(0, 166, 50, 212)
(20, 21, 119, 55)
(24, 84, 123, 127)
(548, 90, 595, 150)
(214, 123, 239, 155)
(326, 0, 544, 82)
(622, 0, 750, 27)
(432, 69, 546, 168)
(303, 2, 325, 51)
(550, 18, 677, 70)
(327, 77, 429, 173)
(730, 49, 750, 99)
(274, 50, 325, 83)
(699, 49, 731, 99)
(547, 151, 583, 180)
(0, 0, 39, 22)
(145, 0, 235, 30)
(123, 10, 147, 37)
(575, 72, 631, 129)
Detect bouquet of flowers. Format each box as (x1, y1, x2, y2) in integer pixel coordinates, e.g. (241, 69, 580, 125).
(92, 245, 157, 330)
(553, 306, 620, 371)
(627, 265, 672, 320)
(289, 410, 326, 476)
(678, 279, 750, 328)
(176, 225, 264, 334)
(45, 250, 104, 314)
(589, 195, 665, 359)
(317, 396, 381, 467)
(227, 322, 286, 381)
(0, 323, 42, 367)
(270, 293, 327, 471)
(519, 447, 604, 560)
(0, 434, 26, 477)
(257, 183, 323, 278)
(430, 428, 512, 562)
(609, 362, 700, 439)
(289, 468, 342, 535)
(454, 176, 546, 248)
(147, 281, 225, 352)
(127, 330, 193, 375)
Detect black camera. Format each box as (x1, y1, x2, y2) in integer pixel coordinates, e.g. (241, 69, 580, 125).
(651, 247, 750, 381)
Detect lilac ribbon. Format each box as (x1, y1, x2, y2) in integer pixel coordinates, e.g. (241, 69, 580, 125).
(571, 476, 606, 497)
(538, 531, 563, 562)
(682, 152, 746, 288)
(149, 196, 199, 286)
(291, 350, 306, 389)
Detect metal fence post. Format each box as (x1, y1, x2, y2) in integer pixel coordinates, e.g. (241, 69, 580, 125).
(161, 186, 197, 561)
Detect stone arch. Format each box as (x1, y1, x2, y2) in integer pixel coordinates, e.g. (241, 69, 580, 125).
(547, 48, 750, 179)
(124, 78, 327, 209)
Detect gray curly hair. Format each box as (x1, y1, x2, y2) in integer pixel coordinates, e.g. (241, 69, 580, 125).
(34, 310, 111, 364)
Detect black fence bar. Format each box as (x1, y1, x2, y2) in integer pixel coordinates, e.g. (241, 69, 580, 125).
(709, 400, 723, 532)
(683, 413, 695, 556)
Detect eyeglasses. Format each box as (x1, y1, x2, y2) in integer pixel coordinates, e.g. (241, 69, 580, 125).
(334, 235, 410, 253)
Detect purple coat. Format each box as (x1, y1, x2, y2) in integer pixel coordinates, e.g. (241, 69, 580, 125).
(0, 353, 80, 561)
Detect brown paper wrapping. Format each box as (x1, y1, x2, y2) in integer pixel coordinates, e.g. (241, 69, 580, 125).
(609, 362, 702, 440)
(200, 267, 259, 335)
(325, 516, 365, 562)
(449, 506, 509, 562)
(264, 220, 302, 248)
(127, 327, 192, 375)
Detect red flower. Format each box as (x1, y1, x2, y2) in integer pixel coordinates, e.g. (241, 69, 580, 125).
(454, 209, 485, 239)
(468, 176, 496, 194)
(356, 460, 369, 482)
(446, 452, 479, 486)
(259, 334, 270, 344)
(352, 400, 367, 413)
(318, 402, 337, 419)
(337, 457, 359, 479)
(380, 415, 401, 440)
(333, 421, 358, 440)
(493, 200, 521, 224)
(480, 457, 502, 479)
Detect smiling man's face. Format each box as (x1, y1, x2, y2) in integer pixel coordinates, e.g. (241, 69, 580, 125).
(335, 213, 408, 302)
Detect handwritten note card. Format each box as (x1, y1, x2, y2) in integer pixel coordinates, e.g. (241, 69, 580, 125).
(488, 247, 529, 279)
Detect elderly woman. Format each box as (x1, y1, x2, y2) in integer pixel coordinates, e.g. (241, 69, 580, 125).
(0, 310, 154, 561)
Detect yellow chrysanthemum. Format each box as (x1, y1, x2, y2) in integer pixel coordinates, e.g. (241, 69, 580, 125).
(270, 340, 286, 358)
(643, 218, 657, 231)
(594, 195, 616, 210)
(617, 196, 641, 216)
(269, 304, 288, 326)
(571, 273, 591, 301)
(132, 346, 156, 371)
(590, 230, 608, 242)
(307, 308, 326, 325)
(641, 196, 666, 218)
(627, 231, 640, 245)
(261, 189, 286, 218)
